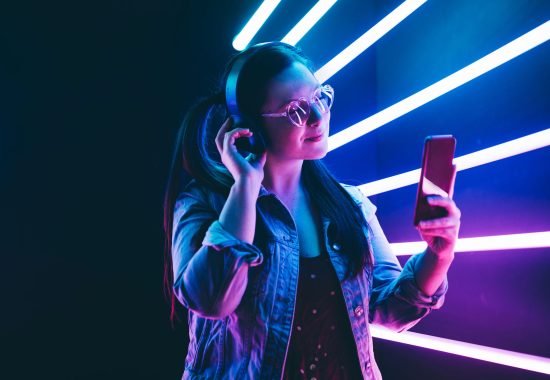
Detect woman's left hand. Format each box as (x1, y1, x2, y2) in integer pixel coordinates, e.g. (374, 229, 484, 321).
(416, 196, 461, 260)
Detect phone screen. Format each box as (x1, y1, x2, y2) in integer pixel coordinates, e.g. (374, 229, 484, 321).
(413, 135, 457, 225)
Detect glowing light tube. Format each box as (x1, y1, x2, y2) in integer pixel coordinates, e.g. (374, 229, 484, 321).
(315, 0, 427, 83)
(390, 232, 550, 256)
(233, 0, 282, 51)
(357, 128, 550, 196)
(370, 326, 550, 375)
(281, 0, 337, 46)
(328, 20, 550, 152)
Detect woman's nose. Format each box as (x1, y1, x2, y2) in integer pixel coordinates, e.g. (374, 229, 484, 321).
(307, 102, 324, 126)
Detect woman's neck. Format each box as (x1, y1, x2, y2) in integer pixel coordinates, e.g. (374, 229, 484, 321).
(262, 157, 304, 207)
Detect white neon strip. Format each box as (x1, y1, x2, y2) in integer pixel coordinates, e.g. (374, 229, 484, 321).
(390, 241, 428, 255)
(281, 0, 337, 46)
(453, 128, 550, 171)
(370, 325, 550, 375)
(328, 20, 550, 152)
(390, 232, 550, 256)
(232, 0, 282, 51)
(315, 0, 426, 83)
(358, 128, 550, 196)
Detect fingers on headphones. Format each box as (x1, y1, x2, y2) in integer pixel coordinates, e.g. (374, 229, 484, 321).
(216, 117, 234, 153)
(216, 121, 254, 155)
(226, 128, 252, 146)
(218, 116, 233, 134)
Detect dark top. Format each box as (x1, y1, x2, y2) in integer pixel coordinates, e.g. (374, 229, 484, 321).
(282, 250, 364, 380)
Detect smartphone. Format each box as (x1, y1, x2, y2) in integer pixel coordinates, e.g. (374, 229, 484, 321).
(413, 135, 457, 226)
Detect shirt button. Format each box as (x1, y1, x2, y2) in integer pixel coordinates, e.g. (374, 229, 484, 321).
(354, 305, 364, 316)
(332, 242, 341, 251)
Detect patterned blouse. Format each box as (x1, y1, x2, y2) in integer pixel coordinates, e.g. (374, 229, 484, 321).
(283, 250, 364, 380)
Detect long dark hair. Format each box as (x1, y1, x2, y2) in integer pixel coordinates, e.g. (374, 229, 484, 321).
(163, 43, 373, 322)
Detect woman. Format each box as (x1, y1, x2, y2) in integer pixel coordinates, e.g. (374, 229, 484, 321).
(163, 42, 460, 380)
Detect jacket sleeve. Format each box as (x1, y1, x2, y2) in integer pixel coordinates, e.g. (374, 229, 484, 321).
(171, 183, 264, 320)
(348, 186, 448, 332)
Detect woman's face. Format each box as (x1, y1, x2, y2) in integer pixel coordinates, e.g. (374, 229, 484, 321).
(259, 62, 330, 161)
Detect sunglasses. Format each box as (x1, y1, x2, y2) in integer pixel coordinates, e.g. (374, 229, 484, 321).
(261, 84, 334, 127)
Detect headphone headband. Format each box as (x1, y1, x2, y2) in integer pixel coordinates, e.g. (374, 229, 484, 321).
(225, 41, 290, 121)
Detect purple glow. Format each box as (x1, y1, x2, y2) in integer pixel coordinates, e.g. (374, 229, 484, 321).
(370, 325, 550, 374)
(390, 232, 550, 256)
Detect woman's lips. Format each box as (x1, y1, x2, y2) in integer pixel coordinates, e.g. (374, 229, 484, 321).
(305, 133, 324, 142)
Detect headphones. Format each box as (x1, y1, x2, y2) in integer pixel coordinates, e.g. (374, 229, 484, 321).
(224, 42, 290, 155)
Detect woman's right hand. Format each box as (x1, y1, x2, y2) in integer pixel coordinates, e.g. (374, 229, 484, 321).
(215, 117, 267, 186)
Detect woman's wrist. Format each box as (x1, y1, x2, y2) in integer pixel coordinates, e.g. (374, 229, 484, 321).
(234, 176, 262, 195)
(218, 176, 261, 244)
(425, 245, 455, 263)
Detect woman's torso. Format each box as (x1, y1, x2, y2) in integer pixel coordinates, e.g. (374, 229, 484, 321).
(178, 182, 381, 380)
(282, 250, 364, 379)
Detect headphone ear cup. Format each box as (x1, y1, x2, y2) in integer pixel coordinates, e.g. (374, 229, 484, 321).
(232, 119, 267, 155)
(250, 127, 267, 155)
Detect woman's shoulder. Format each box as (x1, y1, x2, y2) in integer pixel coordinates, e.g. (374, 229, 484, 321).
(339, 183, 377, 221)
(175, 179, 228, 213)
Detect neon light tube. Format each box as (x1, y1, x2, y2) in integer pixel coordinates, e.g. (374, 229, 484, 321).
(357, 128, 550, 196)
(390, 232, 550, 256)
(328, 20, 550, 152)
(281, 0, 337, 46)
(453, 128, 550, 171)
(232, 0, 282, 51)
(370, 326, 550, 375)
(315, 0, 427, 83)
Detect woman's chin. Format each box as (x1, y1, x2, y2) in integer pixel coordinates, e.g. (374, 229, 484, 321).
(304, 144, 328, 160)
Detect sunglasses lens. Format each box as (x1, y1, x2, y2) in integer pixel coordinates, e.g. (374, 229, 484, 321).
(288, 99, 309, 126)
(319, 86, 334, 110)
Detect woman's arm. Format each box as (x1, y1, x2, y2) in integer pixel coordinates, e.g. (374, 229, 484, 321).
(414, 195, 461, 296)
(344, 186, 453, 332)
(366, 211, 449, 332)
(413, 248, 454, 296)
(218, 176, 261, 244)
(171, 180, 263, 320)
(215, 116, 267, 245)
(171, 117, 268, 320)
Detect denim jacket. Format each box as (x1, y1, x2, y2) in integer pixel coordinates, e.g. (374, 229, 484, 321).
(172, 180, 448, 380)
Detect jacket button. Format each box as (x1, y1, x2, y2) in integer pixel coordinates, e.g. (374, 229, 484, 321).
(332, 243, 341, 251)
(354, 305, 364, 317)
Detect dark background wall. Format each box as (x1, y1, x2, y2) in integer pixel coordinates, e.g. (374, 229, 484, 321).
(2, 0, 549, 379)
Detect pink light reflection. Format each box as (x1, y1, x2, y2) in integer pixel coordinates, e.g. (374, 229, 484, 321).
(390, 231, 550, 256)
(371, 325, 550, 374)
